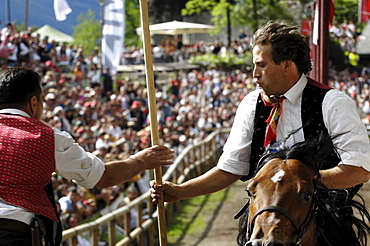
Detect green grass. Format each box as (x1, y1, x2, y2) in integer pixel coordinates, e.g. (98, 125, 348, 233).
(166, 187, 232, 245)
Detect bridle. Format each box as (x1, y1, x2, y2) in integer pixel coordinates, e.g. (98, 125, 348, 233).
(246, 190, 317, 246)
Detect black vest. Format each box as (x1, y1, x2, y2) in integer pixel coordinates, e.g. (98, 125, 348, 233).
(241, 78, 338, 181)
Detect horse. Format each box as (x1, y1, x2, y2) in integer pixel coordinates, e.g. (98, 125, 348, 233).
(235, 133, 370, 246)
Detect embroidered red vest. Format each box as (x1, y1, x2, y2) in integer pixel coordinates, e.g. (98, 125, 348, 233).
(0, 114, 58, 222)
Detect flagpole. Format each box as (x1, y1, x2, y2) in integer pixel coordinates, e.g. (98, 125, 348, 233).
(25, 0, 29, 30)
(138, 0, 168, 245)
(6, 0, 11, 23)
(318, 0, 329, 85)
(100, 0, 105, 73)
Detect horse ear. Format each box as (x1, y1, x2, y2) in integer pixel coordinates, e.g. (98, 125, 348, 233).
(246, 189, 252, 198)
(234, 199, 250, 220)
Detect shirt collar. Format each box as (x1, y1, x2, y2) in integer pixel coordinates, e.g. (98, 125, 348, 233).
(283, 74, 307, 104)
(0, 109, 31, 117)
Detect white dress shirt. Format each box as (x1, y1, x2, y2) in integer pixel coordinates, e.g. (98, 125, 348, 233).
(0, 109, 105, 224)
(217, 75, 370, 176)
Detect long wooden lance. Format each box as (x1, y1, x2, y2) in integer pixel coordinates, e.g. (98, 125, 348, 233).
(138, 0, 168, 245)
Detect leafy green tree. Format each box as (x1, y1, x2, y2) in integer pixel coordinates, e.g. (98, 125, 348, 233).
(73, 10, 101, 55)
(334, 0, 358, 24)
(72, 0, 141, 55)
(125, 0, 141, 47)
(182, 0, 235, 45)
(334, 0, 367, 32)
(148, 0, 187, 23)
(181, 0, 295, 44)
(232, 0, 298, 31)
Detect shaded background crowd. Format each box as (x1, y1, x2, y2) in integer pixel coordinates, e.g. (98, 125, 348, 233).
(1, 20, 370, 235)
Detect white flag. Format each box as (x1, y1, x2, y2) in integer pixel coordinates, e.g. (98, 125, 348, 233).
(102, 0, 125, 75)
(54, 0, 72, 21)
(312, 5, 319, 45)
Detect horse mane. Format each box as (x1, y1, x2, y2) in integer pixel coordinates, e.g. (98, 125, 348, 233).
(237, 132, 370, 246)
(253, 132, 339, 178)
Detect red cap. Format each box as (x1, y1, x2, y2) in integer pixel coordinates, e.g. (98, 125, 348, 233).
(132, 100, 140, 108)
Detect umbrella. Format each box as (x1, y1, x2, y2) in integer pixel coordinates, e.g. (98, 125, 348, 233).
(32, 24, 74, 43)
(136, 20, 215, 36)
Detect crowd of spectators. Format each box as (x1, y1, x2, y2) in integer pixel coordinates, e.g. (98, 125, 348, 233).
(122, 32, 253, 65)
(1, 21, 370, 238)
(330, 19, 358, 52)
(329, 19, 365, 75)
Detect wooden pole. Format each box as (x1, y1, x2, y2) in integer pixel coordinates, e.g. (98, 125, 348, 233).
(318, 0, 329, 85)
(138, 0, 168, 245)
(310, 0, 329, 84)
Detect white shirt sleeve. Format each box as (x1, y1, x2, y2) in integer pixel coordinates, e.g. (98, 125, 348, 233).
(323, 89, 370, 172)
(19, 42, 30, 56)
(54, 128, 105, 188)
(216, 90, 260, 176)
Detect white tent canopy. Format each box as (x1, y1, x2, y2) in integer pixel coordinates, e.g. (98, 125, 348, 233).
(32, 24, 74, 43)
(357, 20, 370, 55)
(136, 20, 215, 36)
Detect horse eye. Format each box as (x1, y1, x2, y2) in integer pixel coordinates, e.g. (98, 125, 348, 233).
(302, 192, 312, 202)
(246, 189, 252, 198)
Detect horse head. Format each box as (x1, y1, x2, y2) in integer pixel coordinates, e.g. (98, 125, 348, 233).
(237, 133, 337, 246)
(237, 132, 370, 246)
(245, 158, 319, 246)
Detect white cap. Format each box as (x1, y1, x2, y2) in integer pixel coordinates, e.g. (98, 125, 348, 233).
(45, 93, 56, 100)
(53, 106, 64, 115)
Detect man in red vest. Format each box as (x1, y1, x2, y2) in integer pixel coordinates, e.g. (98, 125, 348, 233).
(0, 66, 174, 245)
(151, 21, 370, 245)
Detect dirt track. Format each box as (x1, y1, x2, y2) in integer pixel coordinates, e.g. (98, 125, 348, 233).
(171, 180, 370, 246)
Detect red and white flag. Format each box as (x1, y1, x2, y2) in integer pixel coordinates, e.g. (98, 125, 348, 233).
(54, 0, 72, 21)
(359, 0, 370, 23)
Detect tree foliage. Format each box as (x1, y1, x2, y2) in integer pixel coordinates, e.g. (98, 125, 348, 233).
(181, 0, 296, 34)
(125, 0, 141, 47)
(148, 0, 187, 23)
(182, 0, 234, 36)
(72, 1, 143, 53)
(334, 0, 358, 24)
(181, 0, 218, 15)
(73, 10, 101, 55)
